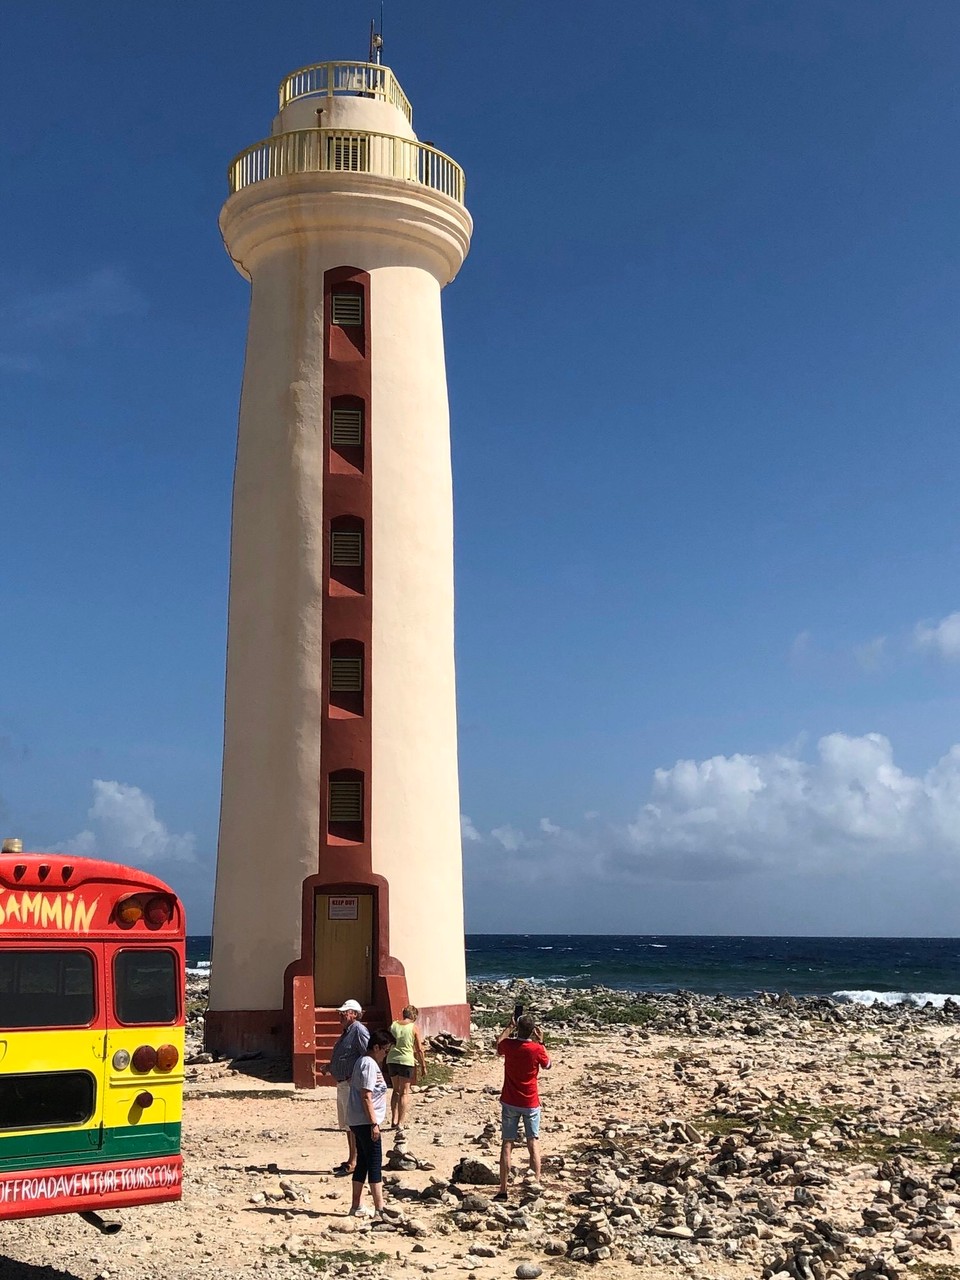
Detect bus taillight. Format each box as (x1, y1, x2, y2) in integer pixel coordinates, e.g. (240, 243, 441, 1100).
(156, 1044, 179, 1072)
(132, 1045, 157, 1072)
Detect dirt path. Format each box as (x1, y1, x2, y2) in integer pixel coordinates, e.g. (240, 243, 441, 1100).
(2, 1015, 959, 1280)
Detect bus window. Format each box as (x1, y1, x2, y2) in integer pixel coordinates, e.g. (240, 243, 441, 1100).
(114, 949, 178, 1025)
(0, 950, 95, 1028)
(0, 1071, 96, 1131)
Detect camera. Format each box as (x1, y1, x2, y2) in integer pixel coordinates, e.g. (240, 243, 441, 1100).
(513, 1003, 524, 1023)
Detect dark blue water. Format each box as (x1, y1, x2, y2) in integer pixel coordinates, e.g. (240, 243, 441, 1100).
(186, 935, 960, 1005)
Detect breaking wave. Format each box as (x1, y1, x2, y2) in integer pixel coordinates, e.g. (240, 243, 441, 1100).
(833, 989, 960, 1008)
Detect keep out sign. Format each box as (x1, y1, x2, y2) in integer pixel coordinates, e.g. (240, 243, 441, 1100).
(328, 896, 358, 920)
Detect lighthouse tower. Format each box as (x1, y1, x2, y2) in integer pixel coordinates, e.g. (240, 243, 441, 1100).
(205, 58, 472, 1085)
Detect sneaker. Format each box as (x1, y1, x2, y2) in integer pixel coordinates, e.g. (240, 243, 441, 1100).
(492, 1190, 508, 1202)
(349, 1205, 374, 1218)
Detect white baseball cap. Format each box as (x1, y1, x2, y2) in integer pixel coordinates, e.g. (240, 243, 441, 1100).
(338, 999, 362, 1013)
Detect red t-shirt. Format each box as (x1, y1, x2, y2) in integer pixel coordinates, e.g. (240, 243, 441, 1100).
(497, 1037, 551, 1108)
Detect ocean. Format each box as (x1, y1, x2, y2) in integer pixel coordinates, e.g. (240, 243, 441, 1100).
(186, 934, 960, 1007)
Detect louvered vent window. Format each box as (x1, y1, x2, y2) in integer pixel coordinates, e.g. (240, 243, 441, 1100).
(330, 656, 363, 692)
(331, 407, 363, 446)
(327, 137, 369, 174)
(330, 529, 363, 566)
(331, 292, 363, 327)
(329, 780, 362, 823)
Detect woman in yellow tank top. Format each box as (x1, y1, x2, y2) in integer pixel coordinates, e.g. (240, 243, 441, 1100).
(386, 1004, 427, 1132)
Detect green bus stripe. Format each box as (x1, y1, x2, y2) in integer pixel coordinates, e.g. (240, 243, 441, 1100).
(102, 1119, 180, 1161)
(0, 1122, 180, 1171)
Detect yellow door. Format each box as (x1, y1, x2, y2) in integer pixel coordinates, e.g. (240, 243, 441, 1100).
(313, 894, 373, 1007)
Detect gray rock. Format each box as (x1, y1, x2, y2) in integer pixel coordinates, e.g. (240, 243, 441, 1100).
(515, 1267, 542, 1279)
(451, 1157, 500, 1185)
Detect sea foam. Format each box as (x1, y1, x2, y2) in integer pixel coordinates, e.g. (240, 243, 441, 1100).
(834, 989, 960, 1009)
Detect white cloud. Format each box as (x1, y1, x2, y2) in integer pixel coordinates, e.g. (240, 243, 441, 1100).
(789, 630, 812, 662)
(853, 635, 887, 672)
(915, 612, 960, 662)
(460, 814, 482, 843)
(0, 353, 42, 374)
(491, 824, 525, 852)
(0, 267, 146, 374)
(63, 780, 196, 866)
(617, 732, 944, 878)
(464, 733, 960, 889)
(11, 268, 146, 335)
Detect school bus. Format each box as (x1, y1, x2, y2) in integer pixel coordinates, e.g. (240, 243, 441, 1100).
(0, 844, 184, 1223)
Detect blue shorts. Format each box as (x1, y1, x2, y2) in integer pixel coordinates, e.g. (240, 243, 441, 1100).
(501, 1103, 541, 1141)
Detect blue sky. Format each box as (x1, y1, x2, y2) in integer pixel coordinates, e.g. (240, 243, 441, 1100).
(3, 1, 960, 935)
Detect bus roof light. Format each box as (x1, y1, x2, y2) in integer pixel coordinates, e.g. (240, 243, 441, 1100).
(61, 865, 73, 881)
(38, 864, 50, 881)
(117, 899, 143, 925)
(144, 895, 174, 928)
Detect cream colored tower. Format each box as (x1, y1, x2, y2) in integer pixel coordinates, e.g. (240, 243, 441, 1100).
(206, 61, 472, 1083)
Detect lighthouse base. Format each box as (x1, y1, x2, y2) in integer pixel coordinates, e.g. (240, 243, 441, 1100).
(414, 1001, 471, 1040)
(204, 1001, 472, 1088)
(203, 1008, 288, 1060)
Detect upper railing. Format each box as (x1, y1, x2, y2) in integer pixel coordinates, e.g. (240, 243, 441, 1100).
(278, 62, 413, 124)
(228, 129, 465, 204)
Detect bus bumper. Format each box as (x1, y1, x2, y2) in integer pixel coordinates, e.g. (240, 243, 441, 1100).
(0, 1155, 182, 1220)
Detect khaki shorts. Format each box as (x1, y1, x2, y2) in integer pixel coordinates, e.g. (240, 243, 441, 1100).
(336, 1081, 351, 1131)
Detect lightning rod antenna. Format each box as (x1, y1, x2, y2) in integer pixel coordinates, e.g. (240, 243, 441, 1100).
(369, 5, 384, 64)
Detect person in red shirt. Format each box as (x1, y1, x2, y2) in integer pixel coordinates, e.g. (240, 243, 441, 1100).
(494, 1012, 552, 1199)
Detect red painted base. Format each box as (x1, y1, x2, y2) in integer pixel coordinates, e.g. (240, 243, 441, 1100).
(205, 1002, 471, 1081)
(416, 1001, 472, 1040)
(204, 1008, 288, 1059)
(0, 1155, 182, 1221)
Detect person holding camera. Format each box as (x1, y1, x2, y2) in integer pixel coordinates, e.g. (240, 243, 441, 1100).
(494, 1008, 552, 1200)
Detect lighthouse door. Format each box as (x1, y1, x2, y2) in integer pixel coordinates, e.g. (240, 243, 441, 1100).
(313, 893, 374, 1007)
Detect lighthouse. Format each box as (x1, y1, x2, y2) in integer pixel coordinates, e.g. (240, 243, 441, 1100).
(205, 58, 472, 1086)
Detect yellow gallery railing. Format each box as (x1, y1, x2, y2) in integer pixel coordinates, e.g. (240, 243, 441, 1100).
(228, 129, 465, 204)
(278, 61, 413, 124)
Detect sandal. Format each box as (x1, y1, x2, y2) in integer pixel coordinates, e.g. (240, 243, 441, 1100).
(334, 1162, 354, 1176)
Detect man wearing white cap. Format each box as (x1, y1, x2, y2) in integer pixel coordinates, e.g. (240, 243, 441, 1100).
(326, 1000, 370, 1175)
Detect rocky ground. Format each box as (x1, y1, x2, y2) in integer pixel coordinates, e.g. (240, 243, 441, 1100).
(2, 980, 960, 1280)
